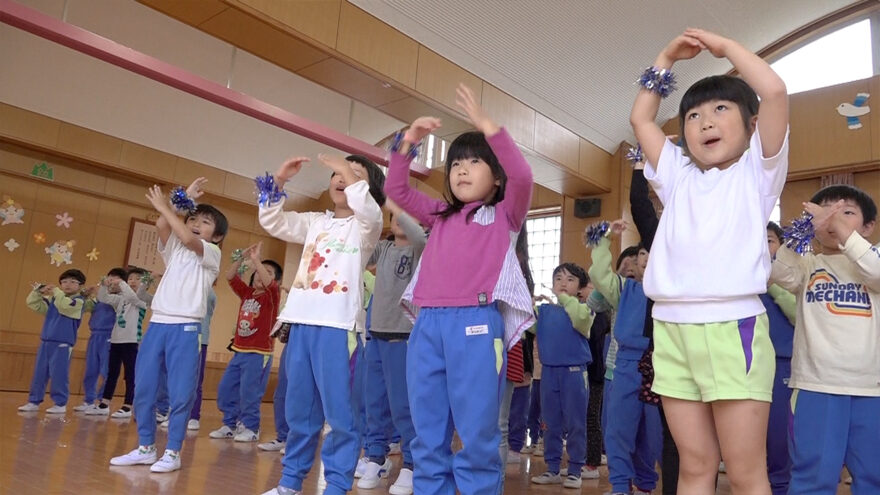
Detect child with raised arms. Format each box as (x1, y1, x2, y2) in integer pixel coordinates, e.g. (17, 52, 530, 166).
(630, 28, 789, 493)
(384, 83, 535, 495)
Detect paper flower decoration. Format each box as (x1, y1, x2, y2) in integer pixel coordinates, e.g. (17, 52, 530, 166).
(0, 198, 25, 226)
(33, 232, 46, 244)
(86, 247, 100, 261)
(4, 238, 19, 252)
(45, 240, 75, 266)
(55, 212, 73, 228)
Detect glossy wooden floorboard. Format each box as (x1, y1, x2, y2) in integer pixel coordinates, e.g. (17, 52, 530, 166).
(0, 392, 851, 494)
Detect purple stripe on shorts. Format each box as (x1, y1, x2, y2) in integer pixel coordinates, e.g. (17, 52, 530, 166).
(738, 316, 756, 373)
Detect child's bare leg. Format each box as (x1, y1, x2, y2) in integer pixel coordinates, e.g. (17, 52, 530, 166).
(713, 399, 771, 495)
(662, 397, 720, 494)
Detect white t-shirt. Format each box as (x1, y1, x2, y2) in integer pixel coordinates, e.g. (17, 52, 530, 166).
(258, 180, 382, 331)
(150, 233, 221, 324)
(771, 234, 880, 396)
(644, 126, 789, 323)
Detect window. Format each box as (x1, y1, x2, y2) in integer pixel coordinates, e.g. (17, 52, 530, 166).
(770, 198, 781, 226)
(771, 18, 874, 94)
(525, 213, 561, 297)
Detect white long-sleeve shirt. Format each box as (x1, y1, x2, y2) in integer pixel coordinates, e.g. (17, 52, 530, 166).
(98, 282, 152, 344)
(643, 126, 789, 323)
(259, 180, 382, 331)
(771, 232, 880, 396)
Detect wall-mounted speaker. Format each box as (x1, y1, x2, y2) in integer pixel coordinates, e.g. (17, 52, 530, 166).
(573, 198, 601, 218)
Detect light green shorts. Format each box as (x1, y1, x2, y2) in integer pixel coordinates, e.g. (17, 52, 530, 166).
(652, 314, 775, 402)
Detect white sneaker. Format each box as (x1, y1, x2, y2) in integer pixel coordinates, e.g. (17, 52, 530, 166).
(582, 466, 600, 479)
(354, 457, 369, 478)
(209, 425, 236, 439)
(87, 405, 110, 415)
(258, 439, 285, 452)
(111, 408, 132, 419)
(357, 458, 392, 489)
(388, 442, 401, 455)
(534, 441, 545, 457)
(507, 451, 521, 463)
(521, 444, 535, 454)
(73, 402, 93, 412)
(187, 419, 200, 430)
(234, 428, 259, 442)
(150, 449, 181, 473)
(110, 446, 157, 466)
(563, 474, 582, 489)
(17, 403, 39, 412)
(601, 454, 607, 465)
(46, 404, 66, 414)
(261, 488, 302, 495)
(280, 446, 285, 455)
(633, 489, 653, 495)
(159, 419, 169, 429)
(389, 468, 414, 495)
(156, 412, 168, 423)
(531, 472, 562, 484)
(321, 423, 331, 436)
(844, 474, 853, 484)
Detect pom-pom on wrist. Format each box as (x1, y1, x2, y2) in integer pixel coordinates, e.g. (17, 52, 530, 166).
(782, 212, 815, 255)
(254, 172, 287, 207)
(626, 144, 644, 167)
(637, 66, 677, 98)
(389, 131, 421, 162)
(170, 186, 197, 215)
(584, 221, 611, 247)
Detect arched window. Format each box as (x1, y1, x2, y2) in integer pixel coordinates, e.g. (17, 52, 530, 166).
(770, 17, 876, 94)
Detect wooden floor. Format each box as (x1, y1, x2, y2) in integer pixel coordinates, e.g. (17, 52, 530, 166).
(0, 391, 852, 494)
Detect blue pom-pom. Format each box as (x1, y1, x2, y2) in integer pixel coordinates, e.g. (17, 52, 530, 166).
(626, 144, 644, 166)
(255, 173, 287, 207)
(637, 67, 677, 98)
(782, 212, 815, 255)
(585, 221, 610, 247)
(388, 131, 420, 162)
(170, 186, 197, 214)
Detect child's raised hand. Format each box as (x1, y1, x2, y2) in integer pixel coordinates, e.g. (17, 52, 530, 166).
(145, 185, 170, 212)
(40, 284, 55, 296)
(275, 156, 310, 184)
(660, 33, 704, 65)
(248, 242, 263, 262)
(804, 200, 853, 245)
(455, 83, 499, 136)
(403, 117, 442, 144)
(317, 153, 354, 177)
(683, 28, 732, 58)
(185, 177, 208, 200)
(610, 219, 628, 236)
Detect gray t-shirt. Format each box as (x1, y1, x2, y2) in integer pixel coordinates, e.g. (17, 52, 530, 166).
(368, 212, 425, 338)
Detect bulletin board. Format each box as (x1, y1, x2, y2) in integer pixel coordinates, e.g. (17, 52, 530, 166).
(124, 218, 165, 275)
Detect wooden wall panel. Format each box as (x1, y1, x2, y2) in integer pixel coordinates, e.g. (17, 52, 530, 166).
(233, 0, 341, 49)
(415, 47, 483, 112)
(378, 97, 473, 140)
(535, 114, 579, 172)
(118, 142, 178, 182)
(297, 58, 409, 108)
(789, 77, 873, 174)
(481, 83, 535, 149)
(578, 138, 612, 190)
(0, 103, 61, 149)
(199, 7, 329, 73)
(779, 178, 821, 231)
(56, 123, 124, 166)
(173, 158, 227, 196)
(335, 3, 419, 88)
(138, 0, 228, 27)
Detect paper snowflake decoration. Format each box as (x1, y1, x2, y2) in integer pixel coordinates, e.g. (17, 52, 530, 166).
(33, 232, 46, 244)
(86, 247, 100, 261)
(0, 198, 25, 226)
(4, 238, 19, 252)
(55, 212, 73, 228)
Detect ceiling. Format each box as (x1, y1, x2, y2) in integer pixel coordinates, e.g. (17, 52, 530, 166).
(351, 0, 860, 152)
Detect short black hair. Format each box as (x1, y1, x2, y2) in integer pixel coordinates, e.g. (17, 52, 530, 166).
(127, 267, 147, 278)
(678, 75, 759, 154)
(616, 245, 640, 271)
(767, 221, 784, 243)
(552, 262, 588, 289)
(185, 204, 228, 243)
(249, 259, 284, 286)
(436, 131, 507, 219)
(107, 267, 128, 279)
(346, 155, 386, 207)
(59, 269, 86, 285)
(810, 185, 877, 225)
